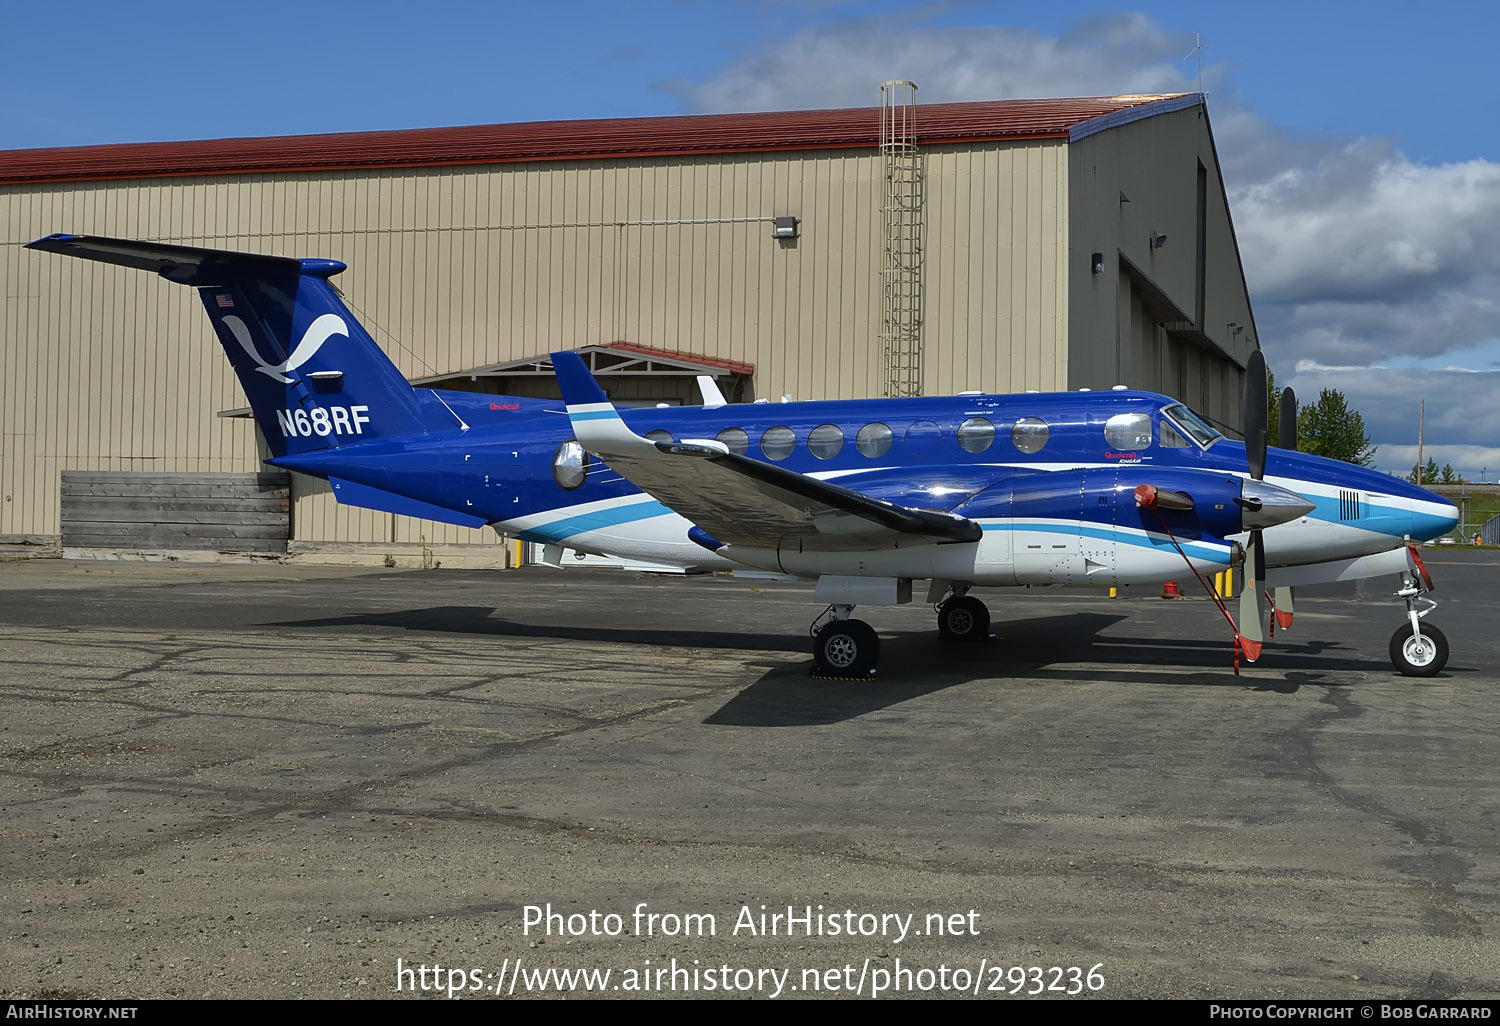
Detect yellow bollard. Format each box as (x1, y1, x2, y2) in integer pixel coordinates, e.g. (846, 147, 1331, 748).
(1109, 586, 1117, 598)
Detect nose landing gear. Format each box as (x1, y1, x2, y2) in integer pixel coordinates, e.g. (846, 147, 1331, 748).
(1390, 575, 1447, 677)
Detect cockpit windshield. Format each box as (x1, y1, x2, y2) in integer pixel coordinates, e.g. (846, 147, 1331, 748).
(1161, 403, 1224, 450)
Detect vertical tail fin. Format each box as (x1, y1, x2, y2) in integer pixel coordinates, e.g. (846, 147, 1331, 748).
(25, 234, 456, 457)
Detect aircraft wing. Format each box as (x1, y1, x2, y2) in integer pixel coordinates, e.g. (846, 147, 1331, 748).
(552, 352, 981, 551)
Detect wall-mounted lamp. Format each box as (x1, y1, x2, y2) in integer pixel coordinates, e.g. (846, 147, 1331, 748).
(1119, 191, 1131, 204)
(1228, 322, 1245, 336)
(1091, 252, 1104, 275)
(1149, 231, 1168, 250)
(773, 216, 799, 239)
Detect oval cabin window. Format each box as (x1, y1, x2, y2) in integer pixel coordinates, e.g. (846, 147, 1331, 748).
(1103, 412, 1153, 450)
(1011, 418, 1050, 454)
(856, 423, 893, 458)
(761, 426, 796, 461)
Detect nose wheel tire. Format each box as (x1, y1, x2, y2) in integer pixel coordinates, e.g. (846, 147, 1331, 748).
(1389, 622, 1448, 677)
(813, 619, 879, 676)
(937, 596, 990, 642)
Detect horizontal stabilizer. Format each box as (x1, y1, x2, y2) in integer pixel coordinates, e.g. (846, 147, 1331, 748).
(329, 477, 489, 529)
(26, 233, 304, 285)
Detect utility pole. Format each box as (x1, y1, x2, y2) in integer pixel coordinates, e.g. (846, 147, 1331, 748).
(1417, 400, 1424, 483)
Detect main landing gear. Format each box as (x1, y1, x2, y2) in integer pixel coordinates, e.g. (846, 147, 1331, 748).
(811, 606, 880, 677)
(809, 588, 993, 677)
(1390, 571, 1447, 677)
(936, 589, 990, 642)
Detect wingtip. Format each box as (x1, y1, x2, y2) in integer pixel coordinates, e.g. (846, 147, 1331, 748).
(24, 233, 77, 251)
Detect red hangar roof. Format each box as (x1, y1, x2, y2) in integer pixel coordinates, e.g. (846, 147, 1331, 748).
(0, 94, 1201, 186)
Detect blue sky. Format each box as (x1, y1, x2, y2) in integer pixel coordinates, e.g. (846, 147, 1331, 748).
(6, 1, 1499, 478)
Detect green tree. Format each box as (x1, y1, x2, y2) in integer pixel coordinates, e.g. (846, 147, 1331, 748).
(1299, 388, 1376, 466)
(1441, 462, 1459, 484)
(1409, 457, 1440, 484)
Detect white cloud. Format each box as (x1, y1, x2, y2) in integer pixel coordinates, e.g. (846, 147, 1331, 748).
(667, 10, 1500, 462)
(661, 12, 1205, 112)
(1283, 365, 1500, 476)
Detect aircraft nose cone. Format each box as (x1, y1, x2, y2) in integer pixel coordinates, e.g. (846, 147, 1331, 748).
(1239, 479, 1316, 530)
(1396, 484, 1459, 542)
(1428, 504, 1452, 540)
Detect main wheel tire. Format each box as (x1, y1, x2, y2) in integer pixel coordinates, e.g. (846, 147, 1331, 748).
(937, 595, 990, 642)
(813, 619, 880, 676)
(1389, 621, 1448, 677)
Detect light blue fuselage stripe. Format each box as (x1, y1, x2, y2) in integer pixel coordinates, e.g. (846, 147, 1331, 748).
(1300, 493, 1453, 541)
(516, 499, 673, 544)
(568, 410, 622, 422)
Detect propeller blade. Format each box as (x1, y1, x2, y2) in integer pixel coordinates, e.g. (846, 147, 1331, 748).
(1239, 529, 1268, 660)
(1273, 585, 1295, 630)
(1278, 386, 1298, 452)
(1243, 350, 1267, 481)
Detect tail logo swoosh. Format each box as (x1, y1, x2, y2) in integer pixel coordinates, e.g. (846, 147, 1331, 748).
(221, 313, 349, 384)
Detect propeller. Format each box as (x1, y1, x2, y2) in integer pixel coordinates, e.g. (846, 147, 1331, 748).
(1273, 385, 1298, 630)
(1278, 386, 1298, 452)
(1238, 351, 1271, 659)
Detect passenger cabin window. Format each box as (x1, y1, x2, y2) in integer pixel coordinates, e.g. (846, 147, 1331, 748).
(957, 417, 995, 454)
(553, 439, 589, 490)
(856, 422, 893, 458)
(1103, 412, 1152, 450)
(1011, 417, 1050, 454)
(761, 426, 796, 461)
(905, 421, 942, 456)
(1160, 421, 1191, 448)
(808, 424, 844, 460)
(716, 427, 749, 456)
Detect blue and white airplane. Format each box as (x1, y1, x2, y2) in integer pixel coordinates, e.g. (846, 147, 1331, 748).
(27, 233, 1460, 678)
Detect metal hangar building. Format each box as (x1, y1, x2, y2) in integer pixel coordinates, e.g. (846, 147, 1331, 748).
(0, 91, 1261, 563)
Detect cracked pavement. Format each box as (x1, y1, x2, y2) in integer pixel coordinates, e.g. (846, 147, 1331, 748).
(1, 557, 1497, 998)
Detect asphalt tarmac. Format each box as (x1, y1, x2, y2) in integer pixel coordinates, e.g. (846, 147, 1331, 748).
(1, 551, 1496, 1000)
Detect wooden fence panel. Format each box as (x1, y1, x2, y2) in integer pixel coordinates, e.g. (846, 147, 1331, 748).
(61, 472, 290, 554)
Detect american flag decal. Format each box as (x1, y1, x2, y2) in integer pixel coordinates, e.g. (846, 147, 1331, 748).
(215, 294, 234, 308)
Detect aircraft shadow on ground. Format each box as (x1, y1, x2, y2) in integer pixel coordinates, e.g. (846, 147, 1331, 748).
(263, 604, 810, 654)
(264, 604, 1376, 726)
(704, 612, 1373, 725)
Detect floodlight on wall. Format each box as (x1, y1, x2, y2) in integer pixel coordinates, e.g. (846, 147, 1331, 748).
(1091, 251, 1104, 274)
(1229, 322, 1245, 336)
(773, 216, 799, 239)
(1149, 231, 1168, 249)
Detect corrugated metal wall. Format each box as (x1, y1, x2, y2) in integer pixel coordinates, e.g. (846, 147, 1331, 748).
(1067, 107, 1257, 430)
(1, 138, 1076, 550)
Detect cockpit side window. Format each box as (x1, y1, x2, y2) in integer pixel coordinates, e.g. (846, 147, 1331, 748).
(1159, 421, 1192, 448)
(1161, 403, 1224, 450)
